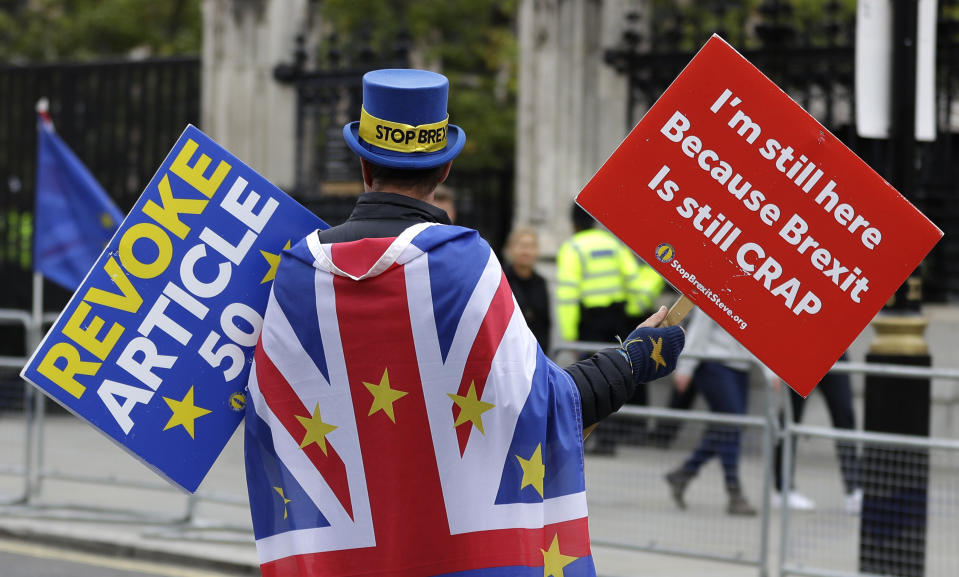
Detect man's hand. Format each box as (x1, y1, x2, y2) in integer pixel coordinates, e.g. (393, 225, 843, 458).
(583, 305, 686, 440)
(620, 307, 685, 384)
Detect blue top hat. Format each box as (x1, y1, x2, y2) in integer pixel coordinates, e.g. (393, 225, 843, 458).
(343, 69, 466, 170)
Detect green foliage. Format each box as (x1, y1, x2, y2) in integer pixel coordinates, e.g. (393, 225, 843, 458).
(790, 0, 857, 28)
(650, 0, 763, 50)
(650, 0, 857, 50)
(0, 0, 201, 62)
(320, 0, 518, 172)
(3, 210, 31, 270)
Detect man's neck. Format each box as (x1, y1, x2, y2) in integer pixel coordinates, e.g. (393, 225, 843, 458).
(369, 187, 434, 204)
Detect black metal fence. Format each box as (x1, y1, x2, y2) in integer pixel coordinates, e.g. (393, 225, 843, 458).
(0, 56, 200, 354)
(605, 0, 959, 302)
(0, 45, 517, 363)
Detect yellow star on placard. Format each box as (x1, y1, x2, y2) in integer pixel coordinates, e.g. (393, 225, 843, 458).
(448, 381, 495, 434)
(516, 444, 545, 498)
(162, 386, 212, 439)
(650, 336, 666, 369)
(541, 534, 578, 577)
(296, 403, 337, 455)
(364, 368, 408, 423)
(260, 240, 292, 284)
(273, 486, 292, 520)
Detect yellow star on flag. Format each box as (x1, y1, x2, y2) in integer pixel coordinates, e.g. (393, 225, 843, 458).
(260, 240, 292, 284)
(516, 444, 545, 498)
(99, 212, 114, 229)
(273, 486, 292, 520)
(296, 403, 337, 455)
(541, 534, 578, 577)
(162, 386, 212, 439)
(448, 381, 495, 434)
(650, 336, 666, 369)
(364, 368, 408, 423)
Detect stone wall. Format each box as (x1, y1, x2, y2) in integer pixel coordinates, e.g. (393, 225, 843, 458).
(515, 0, 632, 255)
(201, 0, 307, 190)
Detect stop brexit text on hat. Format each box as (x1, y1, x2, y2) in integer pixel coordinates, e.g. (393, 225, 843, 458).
(577, 35, 943, 397)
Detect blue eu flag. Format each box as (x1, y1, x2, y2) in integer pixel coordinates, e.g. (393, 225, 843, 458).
(33, 114, 124, 290)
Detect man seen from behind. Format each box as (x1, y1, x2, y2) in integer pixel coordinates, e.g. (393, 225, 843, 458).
(245, 68, 684, 577)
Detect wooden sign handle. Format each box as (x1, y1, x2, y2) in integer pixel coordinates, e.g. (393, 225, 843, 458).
(662, 294, 695, 327)
(582, 294, 695, 440)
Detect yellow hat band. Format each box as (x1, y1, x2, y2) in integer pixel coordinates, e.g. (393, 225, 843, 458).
(358, 107, 449, 154)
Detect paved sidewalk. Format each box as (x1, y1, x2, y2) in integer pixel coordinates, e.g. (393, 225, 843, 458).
(4, 408, 956, 577)
(0, 413, 774, 576)
(0, 413, 258, 575)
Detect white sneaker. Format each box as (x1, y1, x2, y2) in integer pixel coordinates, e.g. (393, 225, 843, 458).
(771, 490, 816, 510)
(845, 488, 863, 514)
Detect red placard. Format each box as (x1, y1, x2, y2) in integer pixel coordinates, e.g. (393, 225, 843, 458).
(577, 35, 943, 396)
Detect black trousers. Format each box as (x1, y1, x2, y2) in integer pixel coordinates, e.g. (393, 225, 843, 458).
(774, 356, 860, 494)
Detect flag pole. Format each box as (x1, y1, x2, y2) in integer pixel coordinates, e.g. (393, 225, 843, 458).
(25, 97, 50, 501)
(19, 272, 41, 502)
(27, 272, 45, 500)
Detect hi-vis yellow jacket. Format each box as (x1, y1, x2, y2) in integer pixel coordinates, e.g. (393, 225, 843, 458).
(556, 228, 664, 342)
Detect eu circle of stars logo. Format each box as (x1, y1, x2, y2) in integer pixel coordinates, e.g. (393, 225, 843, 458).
(655, 243, 675, 263)
(229, 392, 246, 412)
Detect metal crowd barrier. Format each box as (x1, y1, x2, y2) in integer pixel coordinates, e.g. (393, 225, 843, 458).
(0, 308, 36, 506)
(557, 341, 959, 577)
(0, 307, 253, 541)
(588, 404, 776, 573)
(4, 319, 958, 563)
(779, 397, 959, 577)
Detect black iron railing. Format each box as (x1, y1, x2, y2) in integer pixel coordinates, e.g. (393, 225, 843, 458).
(0, 57, 200, 352)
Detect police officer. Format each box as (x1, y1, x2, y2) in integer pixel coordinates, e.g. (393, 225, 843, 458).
(557, 204, 665, 454)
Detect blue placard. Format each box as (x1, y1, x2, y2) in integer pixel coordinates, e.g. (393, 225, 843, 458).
(22, 125, 328, 492)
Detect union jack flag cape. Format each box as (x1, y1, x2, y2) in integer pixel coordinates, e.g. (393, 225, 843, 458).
(245, 222, 595, 576)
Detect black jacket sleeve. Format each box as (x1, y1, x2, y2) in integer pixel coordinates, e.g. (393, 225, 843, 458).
(564, 348, 635, 428)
